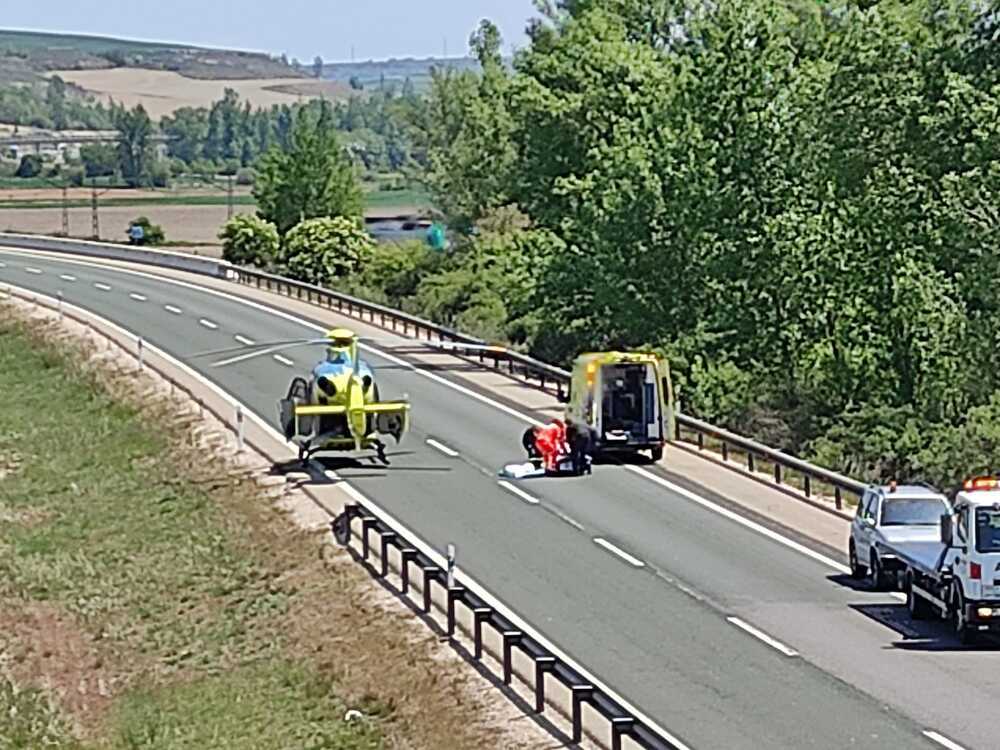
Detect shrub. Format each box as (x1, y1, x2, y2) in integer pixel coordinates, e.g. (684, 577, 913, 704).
(235, 167, 256, 186)
(280, 216, 375, 286)
(126, 216, 165, 245)
(15, 154, 42, 178)
(218, 214, 280, 268)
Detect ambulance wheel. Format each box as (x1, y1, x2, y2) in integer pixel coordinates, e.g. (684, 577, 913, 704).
(650, 445, 664, 463)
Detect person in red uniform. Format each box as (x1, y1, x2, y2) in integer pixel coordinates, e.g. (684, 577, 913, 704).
(522, 420, 591, 475)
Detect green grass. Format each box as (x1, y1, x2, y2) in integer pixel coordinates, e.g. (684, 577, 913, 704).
(0, 319, 383, 749)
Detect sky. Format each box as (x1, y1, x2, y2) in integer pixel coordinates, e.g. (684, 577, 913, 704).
(2, 1, 541, 62)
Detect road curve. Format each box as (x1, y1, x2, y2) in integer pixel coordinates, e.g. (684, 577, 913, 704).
(2, 247, 988, 750)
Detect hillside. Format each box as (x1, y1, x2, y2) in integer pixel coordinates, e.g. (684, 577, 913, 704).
(0, 28, 305, 82)
(322, 56, 487, 92)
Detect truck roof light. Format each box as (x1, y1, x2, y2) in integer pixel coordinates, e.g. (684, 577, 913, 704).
(963, 476, 999, 491)
(888, 480, 897, 493)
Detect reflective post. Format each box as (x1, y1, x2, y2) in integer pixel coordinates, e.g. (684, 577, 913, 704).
(236, 405, 244, 451)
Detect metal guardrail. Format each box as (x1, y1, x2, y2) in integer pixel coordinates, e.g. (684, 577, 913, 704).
(674, 415, 866, 510)
(333, 502, 680, 750)
(0, 233, 867, 510)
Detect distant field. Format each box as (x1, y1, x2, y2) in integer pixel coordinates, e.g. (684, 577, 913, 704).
(48, 68, 347, 118)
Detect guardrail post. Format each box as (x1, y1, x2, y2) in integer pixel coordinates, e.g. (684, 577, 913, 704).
(235, 405, 244, 451)
(534, 656, 556, 712)
(571, 684, 594, 743)
(611, 718, 636, 750)
(502, 630, 523, 685)
(774, 463, 782, 485)
(804, 475, 812, 498)
(697, 432, 704, 450)
(421, 565, 440, 613)
(721, 441, 729, 461)
(835, 486, 843, 510)
(447, 586, 465, 638)
(379, 532, 397, 578)
(137, 337, 144, 370)
(747, 452, 755, 473)
(360, 517, 377, 561)
(446, 543, 456, 588)
(399, 548, 417, 594)
(472, 607, 492, 659)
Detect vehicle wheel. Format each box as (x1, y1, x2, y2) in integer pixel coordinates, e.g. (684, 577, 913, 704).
(650, 445, 664, 463)
(869, 552, 890, 591)
(906, 575, 930, 620)
(849, 541, 866, 580)
(953, 588, 978, 646)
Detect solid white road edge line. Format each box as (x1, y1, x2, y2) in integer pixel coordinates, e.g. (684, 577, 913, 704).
(129, 293, 147, 302)
(0, 250, 853, 576)
(498, 480, 540, 505)
(234, 334, 255, 346)
(273, 354, 294, 367)
(199, 318, 218, 330)
(426, 438, 459, 457)
(4, 279, 695, 750)
(726, 617, 799, 657)
(593, 537, 645, 568)
(164, 305, 183, 315)
(922, 730, 968, 750)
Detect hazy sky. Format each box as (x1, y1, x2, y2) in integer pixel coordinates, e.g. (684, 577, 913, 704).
(3, 1, 541, 62)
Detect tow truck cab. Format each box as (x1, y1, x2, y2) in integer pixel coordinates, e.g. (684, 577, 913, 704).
(939, 478, 1000, 636)
(561, 351, 674, 462)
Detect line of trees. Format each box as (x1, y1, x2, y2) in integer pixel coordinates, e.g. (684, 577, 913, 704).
(338, 0, 1000, 488)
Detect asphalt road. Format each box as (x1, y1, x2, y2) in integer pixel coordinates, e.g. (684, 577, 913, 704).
(2, 248, 992, 750)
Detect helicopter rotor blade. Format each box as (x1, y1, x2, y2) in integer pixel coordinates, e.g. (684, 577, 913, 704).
(212, 339, 330, 367)
(357, 337, 507, 354)
(189, 337, 317, 359)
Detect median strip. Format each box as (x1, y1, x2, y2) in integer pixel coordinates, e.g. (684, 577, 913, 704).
(593, 537, 645, 568)
(726, 617, 799, 657)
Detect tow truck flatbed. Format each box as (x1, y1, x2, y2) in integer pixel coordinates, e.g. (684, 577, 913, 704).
(877, 540, 948, 579)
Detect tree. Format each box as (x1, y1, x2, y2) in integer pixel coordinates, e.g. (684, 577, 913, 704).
(313, 55, 324, 79)
(161, 107, 209, 164)
(79, 143, 117, 178)
(113, 103, 153, 187)
(218, 214, 280, 267)
(45, 75, 67, 130)
(279, 216, 375, 285)
(253, 102, 363, 235)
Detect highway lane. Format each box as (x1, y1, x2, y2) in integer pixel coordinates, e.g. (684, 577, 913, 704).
(0, 249, 963, 749)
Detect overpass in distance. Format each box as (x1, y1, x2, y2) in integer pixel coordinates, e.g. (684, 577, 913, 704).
(0, 241, 993, 750)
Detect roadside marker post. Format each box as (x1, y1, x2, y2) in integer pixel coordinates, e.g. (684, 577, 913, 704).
(236, 405, 244, 451)
(137, 337, 144, 371)
(446, 543, 456, 588)
(57, 290, 63, 319)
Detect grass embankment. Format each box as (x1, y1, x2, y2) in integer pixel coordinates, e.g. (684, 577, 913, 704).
(0, 315, 486, 749)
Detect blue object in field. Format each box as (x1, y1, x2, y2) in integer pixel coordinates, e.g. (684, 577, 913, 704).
(129, 224, 144, 241)
(427, 223, 446, 251)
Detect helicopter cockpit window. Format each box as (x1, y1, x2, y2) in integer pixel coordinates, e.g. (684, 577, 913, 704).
(326, 350, 351, 365)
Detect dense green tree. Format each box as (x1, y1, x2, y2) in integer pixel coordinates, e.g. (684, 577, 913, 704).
(280, 216, 375, 285)
(253, 102, 362, 235)
(113, 103, 154, 187)
(79, 143, 118, 178)
(161, 107, 209, 164)
(218, 214, 280, 267)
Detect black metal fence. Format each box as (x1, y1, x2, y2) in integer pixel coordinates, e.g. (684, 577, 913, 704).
(333, 502, 682, 750)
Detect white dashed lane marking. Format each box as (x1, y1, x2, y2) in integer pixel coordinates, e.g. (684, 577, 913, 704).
(60, 274, 77, 282)
(727, 617, 799, 657)
(593, 537, 645, 568)
(199, 318, 218, 330)
(234, 335, 256, 346)
(923, 731, 968, 750)
(94, 282, 112, 291)
(129, 293, 147, 302)
(25, 267, 42, 274)
(498, 480, 540, 505)
(164, 305, 183, 315)
(273, 354, 294, 366)
(426, 438, 459, 457)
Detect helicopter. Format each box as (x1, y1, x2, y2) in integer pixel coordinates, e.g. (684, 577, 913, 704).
(195, 327, 412, 463)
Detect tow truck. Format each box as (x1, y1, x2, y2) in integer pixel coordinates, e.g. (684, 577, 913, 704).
(878, 475, 1000, 645)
